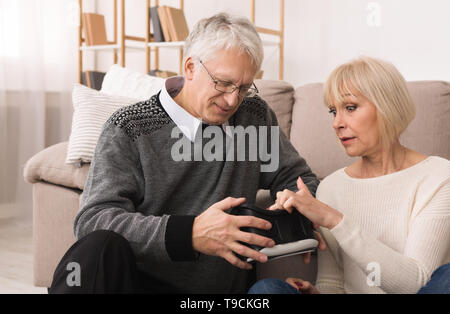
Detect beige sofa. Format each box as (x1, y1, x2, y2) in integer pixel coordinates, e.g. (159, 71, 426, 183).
(24, 79, 450, 288)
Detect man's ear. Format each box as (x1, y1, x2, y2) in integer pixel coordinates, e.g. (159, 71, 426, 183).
(184, 57, 196, 81)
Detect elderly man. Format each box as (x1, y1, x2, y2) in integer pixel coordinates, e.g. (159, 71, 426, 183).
(49, 13, 319, 294)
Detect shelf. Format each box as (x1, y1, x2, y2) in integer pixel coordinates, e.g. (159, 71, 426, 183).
(78, 0, 120, 83)
(80, 44, 121, 51)
(80, 42, 185, 52)
(250, 0, 285, 79)
(80, 40, 277, 51)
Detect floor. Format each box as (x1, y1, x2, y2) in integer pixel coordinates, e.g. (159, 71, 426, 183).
(0, 207, 47, 294)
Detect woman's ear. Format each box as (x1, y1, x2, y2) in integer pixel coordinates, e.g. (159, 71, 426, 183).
(184, 57, 196, 81)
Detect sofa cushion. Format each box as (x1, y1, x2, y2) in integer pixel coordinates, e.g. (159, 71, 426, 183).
(24, 142, 89, 191)
(101, 64, 166, 101)
(255, 79, 295, 138)
(290, 81, 450, 180)
(66, 84, 139, 164)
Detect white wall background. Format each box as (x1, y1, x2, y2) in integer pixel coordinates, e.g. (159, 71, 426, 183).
(92, 0, 450, 87)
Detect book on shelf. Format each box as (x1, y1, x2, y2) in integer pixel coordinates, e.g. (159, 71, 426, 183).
(82, 13, 108, 46)
(81, 71, 106, 91)
(150, 6, 165, 42)
(163, 6, 189, 42)
(157, 6, 172, 42)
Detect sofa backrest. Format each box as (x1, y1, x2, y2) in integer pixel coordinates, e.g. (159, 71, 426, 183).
(255, 79, 295, 138)
(401, 81, 450, 159)
(288, 81, 450, 180)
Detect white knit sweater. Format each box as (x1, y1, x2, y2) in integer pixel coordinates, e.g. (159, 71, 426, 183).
(315, 156, 450, 294)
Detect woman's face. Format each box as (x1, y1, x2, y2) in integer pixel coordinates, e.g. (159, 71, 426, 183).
(328, 89, 381, 157)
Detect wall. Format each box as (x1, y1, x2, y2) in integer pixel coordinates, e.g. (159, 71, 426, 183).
(284, 0, 450, 86)
(92, 0, 450, 87)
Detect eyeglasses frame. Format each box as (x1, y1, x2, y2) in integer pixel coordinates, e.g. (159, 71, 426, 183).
(199, 60, 259, 98)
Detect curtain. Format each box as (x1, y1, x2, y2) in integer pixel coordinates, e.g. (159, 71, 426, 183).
(0, 0, 78, 221)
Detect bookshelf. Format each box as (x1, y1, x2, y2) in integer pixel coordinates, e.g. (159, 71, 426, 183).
(251, 0, 285, 80)
(124, 0, 185, 76)
(78, 0, 285, 83)
(78, 0, 119, 84)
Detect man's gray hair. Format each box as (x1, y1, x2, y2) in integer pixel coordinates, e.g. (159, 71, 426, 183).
(184, 13, 263, 71)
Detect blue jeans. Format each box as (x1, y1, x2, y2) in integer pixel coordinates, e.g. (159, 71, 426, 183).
(248, 278, 300, 294)
(248, 263, 450, 294)
(418, 263, 450, 294)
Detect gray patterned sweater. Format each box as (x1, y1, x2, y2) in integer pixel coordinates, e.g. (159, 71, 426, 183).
(74, 93, 319, 293)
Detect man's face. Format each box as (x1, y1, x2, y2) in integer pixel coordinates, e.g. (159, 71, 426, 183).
(186, 48, 257, 125)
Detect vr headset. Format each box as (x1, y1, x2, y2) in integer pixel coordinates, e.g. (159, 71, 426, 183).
(229, 203, 318, 262)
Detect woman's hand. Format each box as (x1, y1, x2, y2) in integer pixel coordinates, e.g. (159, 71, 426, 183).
(267, 179, 327, 264)
(285, 277, 320, 294)
(269, 176, 343, 230)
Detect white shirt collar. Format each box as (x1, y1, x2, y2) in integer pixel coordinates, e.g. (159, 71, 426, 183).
(159, 76, 231, 142)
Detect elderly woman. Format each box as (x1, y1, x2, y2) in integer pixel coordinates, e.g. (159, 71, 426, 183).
(249, 56, 450, 294)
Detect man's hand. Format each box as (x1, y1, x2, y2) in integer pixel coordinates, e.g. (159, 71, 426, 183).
(192, 197, 275, 270)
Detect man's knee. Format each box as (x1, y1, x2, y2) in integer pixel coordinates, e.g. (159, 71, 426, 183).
(70, 229, 136, 264)
(49, 230, 137, 293)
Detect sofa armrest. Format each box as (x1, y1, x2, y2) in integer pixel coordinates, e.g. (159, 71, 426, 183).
(23, 142, 90, 191)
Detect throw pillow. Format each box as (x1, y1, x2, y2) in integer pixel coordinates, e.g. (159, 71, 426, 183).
(100, 64, 166, 101)
(66, 83, 138, 164)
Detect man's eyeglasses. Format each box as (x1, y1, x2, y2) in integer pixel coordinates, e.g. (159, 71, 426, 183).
(200, 60, 259, 98)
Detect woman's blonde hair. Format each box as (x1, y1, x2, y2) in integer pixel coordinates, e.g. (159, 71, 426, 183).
(323, 56, 416, 148)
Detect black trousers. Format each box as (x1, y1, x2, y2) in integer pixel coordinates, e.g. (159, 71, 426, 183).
(49, 230, 178, 294)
